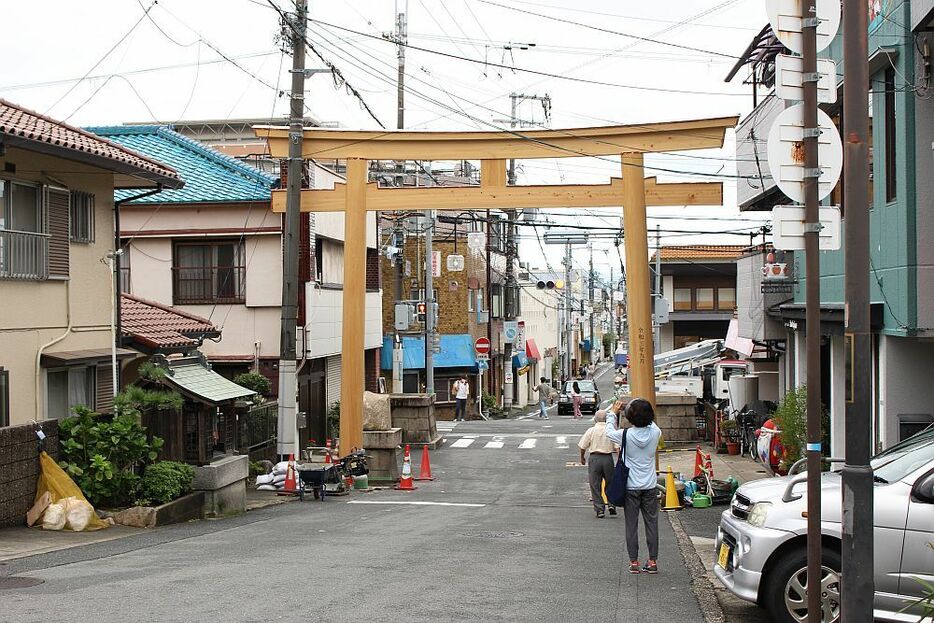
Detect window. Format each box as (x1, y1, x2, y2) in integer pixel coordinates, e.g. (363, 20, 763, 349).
(119, 242, 131, 293)
(69, 191, 94, 243)
(884, 68, 897, 203)
(696, 288, 714, 311)
(673, 288, 692, 311)
(47, 366, 96, 419)
(0, 181, 65, 281)
(173, 240, 245, 304)
(491, 284, 503, 318)
(315, 237, 344, 285)
(717, 287, 736, 310)
(0, 367, 9, 427)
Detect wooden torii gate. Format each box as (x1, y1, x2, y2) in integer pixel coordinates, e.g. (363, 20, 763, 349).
(257, 118, 737, 454)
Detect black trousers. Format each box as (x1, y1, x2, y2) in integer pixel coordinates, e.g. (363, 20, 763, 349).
(587, 453, 615, 511)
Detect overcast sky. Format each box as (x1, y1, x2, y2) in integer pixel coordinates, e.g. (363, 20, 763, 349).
(1, 0, 773, 277)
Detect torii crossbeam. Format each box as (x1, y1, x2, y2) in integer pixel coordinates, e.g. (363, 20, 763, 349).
(257, 117, 737, 455)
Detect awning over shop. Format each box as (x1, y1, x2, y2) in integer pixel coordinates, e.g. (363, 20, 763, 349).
(380, 334, 478, 370)
(525, 338, 541, 362)
(512, 351, 529, 369)
(160, 358, 255, 406)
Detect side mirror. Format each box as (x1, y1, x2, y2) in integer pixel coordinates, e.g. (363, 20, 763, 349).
(913, 471, 934, 504)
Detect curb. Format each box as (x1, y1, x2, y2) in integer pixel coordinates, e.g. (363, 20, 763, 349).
(667, 511, 726, 623)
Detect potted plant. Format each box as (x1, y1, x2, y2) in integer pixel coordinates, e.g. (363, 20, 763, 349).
(720, 419, 740, 455)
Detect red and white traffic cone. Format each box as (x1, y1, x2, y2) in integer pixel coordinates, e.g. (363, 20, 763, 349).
(693, 445, 704, 479)
(704, 452, 714, 481)
(395, 444, 416, 490)
(324, 439, 332, 465)
(279, 453, 298, 495)
(415, 445, 434, 481)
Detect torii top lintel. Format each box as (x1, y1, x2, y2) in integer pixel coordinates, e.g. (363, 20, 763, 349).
(254, 116, 737, 161)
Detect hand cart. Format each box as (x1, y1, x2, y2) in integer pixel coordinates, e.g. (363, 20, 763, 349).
(297, 464, 339, 501)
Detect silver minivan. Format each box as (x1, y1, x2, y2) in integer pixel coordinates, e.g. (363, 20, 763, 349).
(714, 429, 934, 622)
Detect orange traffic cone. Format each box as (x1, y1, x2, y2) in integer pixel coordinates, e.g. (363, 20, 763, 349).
(395, 444, 416, 490)
(416, 445, 434, 481)
(693, 445, 704, 479)
(704, 452, 714, 480)
(324, 439, 332, 464)
(281, 453, 298, 494)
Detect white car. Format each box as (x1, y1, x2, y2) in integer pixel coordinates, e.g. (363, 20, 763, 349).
(715, 429, 934, 622)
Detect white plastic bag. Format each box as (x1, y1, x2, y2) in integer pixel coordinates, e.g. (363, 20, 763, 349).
(42, 502, 66, 531)
(62, 496, 94, 532)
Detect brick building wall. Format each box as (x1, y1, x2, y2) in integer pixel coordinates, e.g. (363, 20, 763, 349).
(0, 420, 59, 528)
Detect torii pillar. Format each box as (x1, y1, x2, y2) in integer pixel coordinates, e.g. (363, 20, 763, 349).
(257, 117, 736, 454)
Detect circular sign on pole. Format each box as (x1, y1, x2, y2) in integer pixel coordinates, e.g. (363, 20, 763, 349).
(474, 337, 491, 355)
(766, 103, 843, 204)
(764, 0, 840, 54)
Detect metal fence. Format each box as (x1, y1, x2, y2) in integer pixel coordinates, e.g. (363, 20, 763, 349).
(0, 229, 49, 280)
(242, 401, 277, 461)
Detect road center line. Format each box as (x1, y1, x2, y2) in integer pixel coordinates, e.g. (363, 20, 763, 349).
(347, 501, 486, 508)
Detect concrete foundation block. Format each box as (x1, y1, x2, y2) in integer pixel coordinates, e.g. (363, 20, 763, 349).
(366, 446, 402, 483)
(389, 393, 438, 445)
(193, 455, 248, 517)
(363, 428, 403, 449)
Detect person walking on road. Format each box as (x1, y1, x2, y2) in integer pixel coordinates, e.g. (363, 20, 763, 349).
(605, 398, 663, 575)
(571, 381, 583, 419)
(453, 377, 469, 422)
(579, 410, 618, 518)
(535, 377, 551, 419)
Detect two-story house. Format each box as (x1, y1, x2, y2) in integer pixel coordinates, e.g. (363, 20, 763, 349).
(0, 100, 181, 427)
(654, 245, 744, 352)
(89, 124, 383, 447)
(728, 4, 934, 453)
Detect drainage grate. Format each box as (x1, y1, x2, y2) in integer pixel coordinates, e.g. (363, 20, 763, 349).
(467, 530, 524, 539)
(0, 576, 45, 589)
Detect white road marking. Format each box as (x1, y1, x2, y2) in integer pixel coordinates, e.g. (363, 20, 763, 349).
(555, 436, 569, 449)
(518, 438, 537, 449)
(348, 501, 486, 508)
(484, 440, 504, 449)
(450, 438, 475, 448)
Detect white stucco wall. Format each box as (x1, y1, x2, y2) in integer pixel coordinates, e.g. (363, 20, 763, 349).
(878, 335, 934, 449)
(303, 287, 382, 358)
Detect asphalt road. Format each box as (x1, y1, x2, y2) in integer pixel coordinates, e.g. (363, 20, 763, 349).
(2, 382, 715, 622)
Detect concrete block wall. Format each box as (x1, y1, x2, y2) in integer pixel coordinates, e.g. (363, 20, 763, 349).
(654, 394, 699, 442)
(0, 420, 59, 528)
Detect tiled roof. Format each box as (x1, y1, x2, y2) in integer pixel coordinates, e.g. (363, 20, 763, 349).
(86, 125, 275, 204)
(652, 245, 748, 262)
(121, 294, 219, 351)
(0, 99, 181, 186)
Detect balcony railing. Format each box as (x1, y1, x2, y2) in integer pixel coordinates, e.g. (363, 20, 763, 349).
(172, 265, 246, 304)
(0, 229, 49, 280)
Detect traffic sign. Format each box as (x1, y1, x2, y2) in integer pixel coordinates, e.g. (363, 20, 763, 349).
(476, 353, 490, 362)
(775, 55, 837, 103)
(771, 205, 842, 251)
(765, 0, 840, 54)
(474, 337, 491, 355)
(503, 321, 518, 342)
(477, 359, 489, 370)
(766, 104, 843, 203)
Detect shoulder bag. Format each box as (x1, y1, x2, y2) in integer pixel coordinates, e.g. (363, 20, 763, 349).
(605, 429, 629, 507)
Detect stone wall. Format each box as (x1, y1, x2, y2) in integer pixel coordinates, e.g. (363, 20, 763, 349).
(654, 393, 700, 442)
(0, 420, 58, 528)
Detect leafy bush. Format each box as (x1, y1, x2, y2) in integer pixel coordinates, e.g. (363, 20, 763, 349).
(233, 372, 272, 397)
(114, 384, 183, 415)
(58, 405, 164, 508)
(249, 461, 269, 477)
(138, 461, 195, 506)
(771, 385, 828, 471)
(327, 401, 341, 441)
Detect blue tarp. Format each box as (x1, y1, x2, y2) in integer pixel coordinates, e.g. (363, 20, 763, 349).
(512, 351, 529, 369)
(581, 339, 592, 352)
(380, 334, 478, 370)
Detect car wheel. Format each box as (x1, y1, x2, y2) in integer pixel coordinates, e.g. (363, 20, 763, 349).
(763, 547, 841, 623)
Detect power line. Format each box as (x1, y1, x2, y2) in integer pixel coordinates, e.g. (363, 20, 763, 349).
(306, 17, 749, 97)
(470, 0, 741, 59)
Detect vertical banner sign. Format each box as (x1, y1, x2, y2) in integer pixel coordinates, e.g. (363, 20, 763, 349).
(432, 251, 442, 278)
(516, 321, 526, 351)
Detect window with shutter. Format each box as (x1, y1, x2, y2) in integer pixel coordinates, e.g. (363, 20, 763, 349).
(69, 191, 95, 243)
(96, 365, 114, 412)
(46, 187, 70, 279)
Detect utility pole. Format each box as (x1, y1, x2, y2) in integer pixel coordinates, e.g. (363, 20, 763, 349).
(800, 0, 823, 618)
(653, 225, 661, 355)
(389, 2, 407, 394)
(841, 0, 874, 618)
(609, 266, 615, 357)
(277, 0, 306, 459)
(564, 243, 572, 380)
(588, 245, 594, 366)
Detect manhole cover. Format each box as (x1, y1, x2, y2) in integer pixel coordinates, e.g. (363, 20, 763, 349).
(467, 530, 524, 539)
(0, 576, 45, 589)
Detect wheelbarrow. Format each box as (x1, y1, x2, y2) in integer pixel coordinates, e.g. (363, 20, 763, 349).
(297, 464, 339, 501)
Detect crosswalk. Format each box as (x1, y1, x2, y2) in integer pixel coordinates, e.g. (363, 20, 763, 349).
(441, 435, 579, 450)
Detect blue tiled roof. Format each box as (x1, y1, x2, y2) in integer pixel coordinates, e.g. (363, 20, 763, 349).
(85, 125, 276, 204)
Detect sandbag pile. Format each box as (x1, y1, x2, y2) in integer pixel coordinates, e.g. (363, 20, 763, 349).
(254, 460, 291, 491)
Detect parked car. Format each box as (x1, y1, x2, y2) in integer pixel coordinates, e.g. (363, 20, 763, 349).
(714, 428, 934, 622)
(557, 380, 600, 415)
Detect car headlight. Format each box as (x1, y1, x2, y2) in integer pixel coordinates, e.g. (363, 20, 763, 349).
(747, 502, 772, 527)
